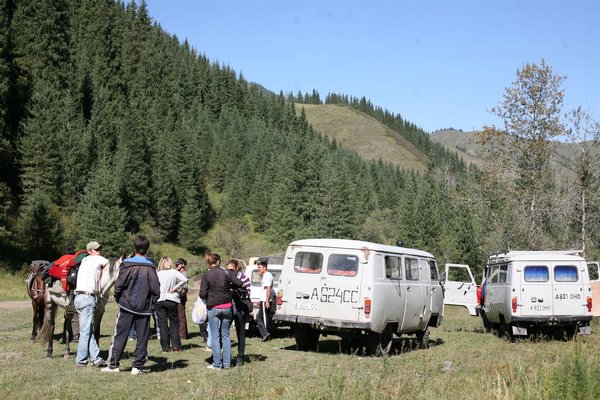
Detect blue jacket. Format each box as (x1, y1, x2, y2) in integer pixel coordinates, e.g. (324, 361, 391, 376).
(114, 256, 160, 316)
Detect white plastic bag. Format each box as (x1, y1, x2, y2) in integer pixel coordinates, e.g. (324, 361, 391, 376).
(191, 297, 207, 324)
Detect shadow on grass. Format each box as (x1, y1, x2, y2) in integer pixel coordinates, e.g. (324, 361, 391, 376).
(280, 336, 445, 357)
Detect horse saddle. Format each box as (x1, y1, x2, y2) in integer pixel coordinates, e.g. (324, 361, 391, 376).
(47, 280, 75, 310)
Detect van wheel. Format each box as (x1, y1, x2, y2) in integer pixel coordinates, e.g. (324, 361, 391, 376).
(416, 328, 430, 349)
(480, 311, 491, 333)
(340, 335, 362, 355)
(564, 325, 577, 341)
(366, 325, 393, 356)
(294, 325, 319, 352)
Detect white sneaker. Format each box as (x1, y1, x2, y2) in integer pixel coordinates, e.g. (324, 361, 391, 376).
(101, 366, 120, 373)
(131, 367, 143, 376)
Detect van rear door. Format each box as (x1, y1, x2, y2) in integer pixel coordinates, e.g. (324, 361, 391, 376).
(401, 256, 426, 331)
(318, 252, 364, 322)
(443, 264, 478, 316)
(520, 264, 552, 317)
(284, 249, 325, 320)
(551, 263, 586, 317)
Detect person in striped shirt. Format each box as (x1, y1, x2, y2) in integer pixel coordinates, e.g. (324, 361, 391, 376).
(226, 259, 251, 366)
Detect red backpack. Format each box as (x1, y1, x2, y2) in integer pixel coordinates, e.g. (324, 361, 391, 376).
(48, 250, 87, 291)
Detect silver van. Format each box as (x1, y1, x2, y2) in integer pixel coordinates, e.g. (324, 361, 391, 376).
(479, 250, 593, 339)
(274, 239, 444, 355)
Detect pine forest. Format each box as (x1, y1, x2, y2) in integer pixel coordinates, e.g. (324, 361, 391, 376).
(1, 0, 599, 277)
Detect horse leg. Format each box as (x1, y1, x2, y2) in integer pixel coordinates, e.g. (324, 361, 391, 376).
(93, 303, 105, 345)
(46, 302, 56, 359)
(31, 301, 38, 340)
(63, 311, 73, 358)
(37, 301, 44, 333)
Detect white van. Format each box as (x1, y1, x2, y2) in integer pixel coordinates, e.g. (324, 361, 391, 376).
(274, 239, 444, 355)
(244, 255, 284, 325)
(479, 250, 593, 338)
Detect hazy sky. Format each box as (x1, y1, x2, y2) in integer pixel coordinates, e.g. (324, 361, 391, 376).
(144, 1, 599, 133)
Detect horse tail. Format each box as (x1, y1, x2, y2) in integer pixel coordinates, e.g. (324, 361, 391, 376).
(36, 299, 53, 344)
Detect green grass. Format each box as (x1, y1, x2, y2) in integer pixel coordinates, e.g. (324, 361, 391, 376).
(297, 103, 428, 173)
(2, 301, 600, 399)
(0, 270, 29, 301)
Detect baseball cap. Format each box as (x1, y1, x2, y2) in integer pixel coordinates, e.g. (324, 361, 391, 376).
(86, 241, 102, 251)
(175, 258, 187, 266)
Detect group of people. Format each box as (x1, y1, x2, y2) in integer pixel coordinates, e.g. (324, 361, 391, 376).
(72, 234, 276, 374)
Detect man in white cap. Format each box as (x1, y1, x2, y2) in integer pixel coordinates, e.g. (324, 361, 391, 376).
(74, 240, 109, 367)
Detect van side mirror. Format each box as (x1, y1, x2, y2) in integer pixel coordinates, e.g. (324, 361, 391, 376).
(439, 271, 446, 283)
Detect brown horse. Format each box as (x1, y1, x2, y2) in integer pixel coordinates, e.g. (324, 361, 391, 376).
(26, 260, 49, 340)
(36, 256, 122, 358)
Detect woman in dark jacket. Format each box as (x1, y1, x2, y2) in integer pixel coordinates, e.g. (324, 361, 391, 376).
(199, 253, 242, 369)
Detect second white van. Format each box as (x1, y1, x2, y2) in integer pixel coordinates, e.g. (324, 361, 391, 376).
(479, 250, 593, 339)
(274, 238, 444, 355)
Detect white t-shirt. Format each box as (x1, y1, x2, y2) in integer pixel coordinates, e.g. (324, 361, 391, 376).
(260, 271, 273, 302)
(75, 254, 109, 293)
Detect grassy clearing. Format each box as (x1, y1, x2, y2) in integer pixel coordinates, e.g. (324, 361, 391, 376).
(1, 302, 600, 399)
(297, 103, 428, 173)
(0, 270, 29, 301)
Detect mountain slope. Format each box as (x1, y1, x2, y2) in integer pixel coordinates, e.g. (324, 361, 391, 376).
(431, 129, 600, 182)
(297, 103, 428, 172)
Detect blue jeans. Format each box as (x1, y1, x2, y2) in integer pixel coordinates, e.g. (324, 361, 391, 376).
(75, 294, 101, 364)
(208, 307, 233, 368)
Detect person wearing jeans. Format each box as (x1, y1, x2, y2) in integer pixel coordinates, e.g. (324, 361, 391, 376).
(74, 241, 108, 367)
(199, 253, 242, 369)
(75, 294, 103, 366)
(207, 307, 233, 368)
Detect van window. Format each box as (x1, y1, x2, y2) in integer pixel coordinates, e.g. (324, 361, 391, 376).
(429, 260, 439, 281)
(250, 269, 261, 284)
(250, 269, 282, 287)
(589, 264, 599, 281)
(498, 265, 508, 283)
(328, 254, 359, 277)
(489, 265, 499, 283)
(294, 252, 323, 274)
(448, 265, 472, 282)
(524, 266, 549, 282)
(554, 265, 578, 282)
(405, 257, 419, 281)
(385, 256, 402, 279)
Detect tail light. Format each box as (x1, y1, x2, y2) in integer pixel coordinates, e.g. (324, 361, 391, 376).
(364, 298, 371, 318)
(511, 297, 518, 313)
(587, 297, 592, 312)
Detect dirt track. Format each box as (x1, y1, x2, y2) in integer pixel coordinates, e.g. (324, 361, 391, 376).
(0, 300, 32, 311)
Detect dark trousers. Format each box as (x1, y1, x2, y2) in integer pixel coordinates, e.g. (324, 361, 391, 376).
(256, 301, 273, 339)
(155, 300, 181, 351)
(107, 309, 150, 369)
(233, 308, 247, 359)
(177, 301, 188, 340)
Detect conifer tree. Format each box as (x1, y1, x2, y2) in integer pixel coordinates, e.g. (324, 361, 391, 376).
(151, 165, 179, 241)
(0, 181, 11, 240)
(17, 190, 62, 259)
(313, 153, 354, 238)
(178, 186, 207, 251)
(19, 83, 63, 197)
(75, 155, 127, 256)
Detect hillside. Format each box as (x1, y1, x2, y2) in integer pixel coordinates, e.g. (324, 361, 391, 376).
(296, 104, 428, 173)
(431, 129, 599, 182)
